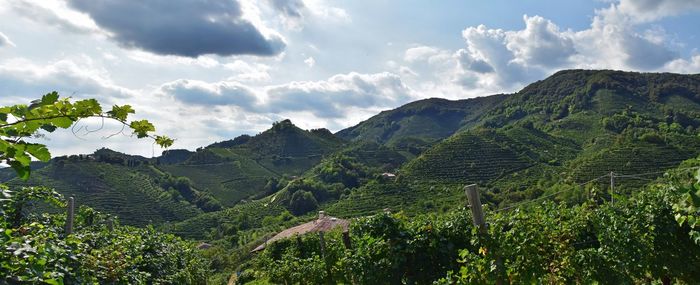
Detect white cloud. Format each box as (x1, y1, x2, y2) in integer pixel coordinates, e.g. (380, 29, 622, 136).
(158, 72, 416, 119)
(268, 0, 306, 30)
(3, 0, 700, 159)
(223, 60, 272, 82)
(664, 54, 700, 73)
(458, 24, 533, 89)
(265, 72, 415, 118)
(617, 0, 700, 22)
(158, 79, 260, 108)
(403, 0, 696, 96)
(0, 57, 135, 102)
(304, 0, 351, 23)
(304, 56, 315, 67)
(573, 2, 679, 70)
(127, 51, 220, 68)
(399, 66, 418, 77)
(506, 15, 576, 68)
(404, 46, 451, 64)
(8, 0, 101, 34)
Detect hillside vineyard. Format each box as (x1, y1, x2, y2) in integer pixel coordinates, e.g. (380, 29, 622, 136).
(3, 69, 700, 284)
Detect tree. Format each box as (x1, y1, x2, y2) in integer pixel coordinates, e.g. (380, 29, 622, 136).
(289, 190, 318, 215)
(0, 92, 173, 179)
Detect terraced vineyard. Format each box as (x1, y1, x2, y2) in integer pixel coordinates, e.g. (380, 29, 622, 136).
(159, 160, 274, 207)
(568, 142, 697, 187)
(331, 141, 409, 170)
(164, 198, 288, 239)
(401, 129, 534, 185)
(8, 161, 202, 225)
(324, 181, 464, 217)
(502, 126, 579, 163)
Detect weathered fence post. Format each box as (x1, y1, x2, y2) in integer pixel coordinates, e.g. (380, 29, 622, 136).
(106, 217, 114, 232)
(464, 184, 502, 284)
(296, 234, 304, 256)
(342, 231, 352, 249)
(65, 197, 75, 235)
(610, 171, 615, 205)
(464, 184, 486, 233)
(318, 231, 326, 257)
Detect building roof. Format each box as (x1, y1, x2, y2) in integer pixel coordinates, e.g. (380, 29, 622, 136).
(252, 212, 349, 252)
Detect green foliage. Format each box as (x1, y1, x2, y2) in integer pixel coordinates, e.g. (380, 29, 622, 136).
(165, 198, 290, 240)
(402, 128, 534, 185)
(0, 93, 172, 179)
(0, 185, 64, 227)
(0, 184, 208, 284)
(156, 174, 223, 212)
(438, 187, 700, 284)
(289, 190, 318, 215)
(8, 161, 203, 226)
(669, 168, 700, 244)
(337, 96, 506, 144)
(7, 71, 700, 283)
(244, 169, 700, 284)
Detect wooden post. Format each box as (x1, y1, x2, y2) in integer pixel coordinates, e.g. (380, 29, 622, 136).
(342, 231, 352, 249)
(296, 235, 304, 257)
(65, 197, 75, 235)
(465, 184, 502, 284)
(106, 217, 114, 232)
(318, 231, 326, 257)
(610, 171, 615, 205)
(464, 184, 486, 233)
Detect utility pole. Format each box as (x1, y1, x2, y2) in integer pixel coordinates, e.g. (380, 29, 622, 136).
(610, 171, 615, 206)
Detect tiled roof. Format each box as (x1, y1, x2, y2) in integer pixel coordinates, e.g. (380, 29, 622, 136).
(252, 215, 349, 252)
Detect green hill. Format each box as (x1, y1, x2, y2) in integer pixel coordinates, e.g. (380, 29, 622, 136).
(160, 119, 345, 206)
(315, 70, 700, 217)
(1, 119, 346, 226)
(6, 158, 203, 226)
(336, 96, 505, 146)
(5, 69, 700, 250)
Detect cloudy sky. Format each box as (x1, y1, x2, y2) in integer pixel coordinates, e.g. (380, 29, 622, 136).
(1, 0, 700, 157)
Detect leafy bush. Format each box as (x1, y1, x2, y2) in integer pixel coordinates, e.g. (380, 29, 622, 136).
(289, 190, 318, 215)
(247, 172, 700, 284)
(0, 185, 209, 284)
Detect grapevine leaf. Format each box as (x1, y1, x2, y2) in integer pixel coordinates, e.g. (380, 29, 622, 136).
(40, 124, 57, 132)
(50, 117, 74, 128)
(26, 144, 51, 162)
(129, 120, 155, 138)
(9, 161, 30, 180)
(155, 135, 174, 148)
(41, 92, 59, 105)
(44, 279, 62, 285)
(14, 152, 31, 167)
(107, 105, 135, 122)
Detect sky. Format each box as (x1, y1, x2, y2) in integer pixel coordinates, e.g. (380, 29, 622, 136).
(1, 0, 700, 157)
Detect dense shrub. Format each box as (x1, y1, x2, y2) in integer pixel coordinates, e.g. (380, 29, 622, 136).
(289, 190, 319, 215)
(0, 185, 209, 284)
